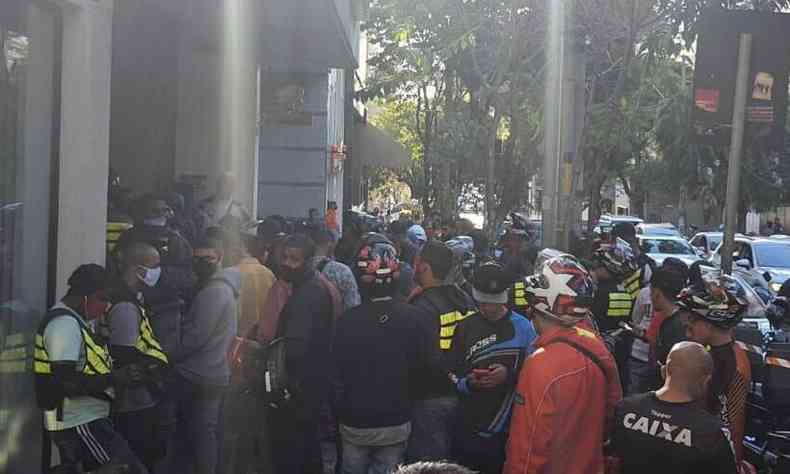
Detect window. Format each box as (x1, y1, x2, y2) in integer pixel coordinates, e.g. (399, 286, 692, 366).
(0, 3, 60, 472)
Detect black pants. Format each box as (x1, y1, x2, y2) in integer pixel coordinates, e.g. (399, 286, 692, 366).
(452, 430, 506, 474)
(268, 399, 322, 474)
(112, 405, 166, 471)
(49, 418, 148, 474)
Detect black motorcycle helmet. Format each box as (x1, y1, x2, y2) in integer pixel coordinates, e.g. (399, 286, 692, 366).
(353, 233, 401, 300)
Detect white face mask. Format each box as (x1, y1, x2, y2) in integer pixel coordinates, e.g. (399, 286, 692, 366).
(139, 266, 162, 287)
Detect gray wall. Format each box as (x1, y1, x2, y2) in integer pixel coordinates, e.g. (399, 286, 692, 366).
(258, 73, 328, 218)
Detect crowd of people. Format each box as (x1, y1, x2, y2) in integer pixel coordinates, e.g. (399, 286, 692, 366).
(36, 175, 755, 474)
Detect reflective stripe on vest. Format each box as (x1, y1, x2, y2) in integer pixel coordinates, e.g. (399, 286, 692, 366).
(34, 324, 112, 376)
(607, 292, 633, 318)
(137, 308, 168, 364)
(439, 310, 474, 350)
(109, 304, 169, 365)
(624, 270, 642, 299)
(513, 282, 528, 308)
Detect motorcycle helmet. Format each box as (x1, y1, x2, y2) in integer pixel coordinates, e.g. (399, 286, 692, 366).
(524, 255, 596, 326)
(591, 237, 638, 280)
(446, 236, 476, 282)
(676, 273, 747, 329)
(353, 233, 400, 298)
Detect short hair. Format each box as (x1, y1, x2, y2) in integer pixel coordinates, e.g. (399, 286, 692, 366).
(121, 242, 159, 267)
(66, 264, 108, 297)
(651, 267, 685, 302)
(282, 234, 316, 260)
(419, 241, 454, 280)
(394, 462, 477, 474)
(195, 236, 224, 253)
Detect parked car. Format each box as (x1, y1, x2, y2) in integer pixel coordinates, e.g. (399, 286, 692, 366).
(689, 232, 724, 259)
(593, 215, 644, 241)
(698, 263, 770, 329)
(710, 236, 790, 294)
(636, 223, 682, 238)
(636, 235, 701, 267)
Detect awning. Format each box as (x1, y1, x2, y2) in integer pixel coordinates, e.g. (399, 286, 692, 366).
(352, 123, 412, 169)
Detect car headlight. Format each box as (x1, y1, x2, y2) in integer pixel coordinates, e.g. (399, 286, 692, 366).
(771, 282, 783, 293)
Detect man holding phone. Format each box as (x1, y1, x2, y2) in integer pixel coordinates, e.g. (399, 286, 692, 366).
(448, 263, 537, 473)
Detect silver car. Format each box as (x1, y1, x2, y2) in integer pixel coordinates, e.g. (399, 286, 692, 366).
(636, 235, 702, 267)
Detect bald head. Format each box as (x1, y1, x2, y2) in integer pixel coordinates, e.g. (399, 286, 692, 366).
(217, 172, 237, 200)
(664, 341, 713, 399)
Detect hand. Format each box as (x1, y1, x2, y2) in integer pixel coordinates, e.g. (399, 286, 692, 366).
(112, 364, 144, 386)
(478, 364, 507, 389)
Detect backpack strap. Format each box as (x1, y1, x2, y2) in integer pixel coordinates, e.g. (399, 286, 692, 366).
(544, 337, 609, 382)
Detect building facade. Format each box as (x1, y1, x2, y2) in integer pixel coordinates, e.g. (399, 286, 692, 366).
(0, 0, 364, 470)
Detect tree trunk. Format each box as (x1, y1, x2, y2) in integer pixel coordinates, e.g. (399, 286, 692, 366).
(485, 110, 502, 239)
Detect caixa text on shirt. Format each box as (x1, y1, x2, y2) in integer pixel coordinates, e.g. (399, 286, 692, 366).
(622, 412, 692, 447)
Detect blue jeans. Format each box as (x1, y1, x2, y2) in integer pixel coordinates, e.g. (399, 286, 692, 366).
(342, 439, 407, 474)
(406, 396, 458, 463)
(170, 375, 226, 474)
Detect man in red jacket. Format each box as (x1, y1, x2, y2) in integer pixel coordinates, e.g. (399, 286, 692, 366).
(504, 256, 623, 474)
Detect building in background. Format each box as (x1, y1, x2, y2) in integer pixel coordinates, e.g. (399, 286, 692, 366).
(0, 0, 367, 470)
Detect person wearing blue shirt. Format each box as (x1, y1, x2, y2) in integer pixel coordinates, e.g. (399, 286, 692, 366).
(448, 263, 537, 473)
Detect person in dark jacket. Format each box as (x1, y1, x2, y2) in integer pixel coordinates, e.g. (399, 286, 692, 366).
(169, 237, 240, 474)
(116, 197, 195, 297)
(407, 241, 476, 463)
(334, 233, 434, 474)
(449, 263, 537, 473)
(268, 234, 335, 474)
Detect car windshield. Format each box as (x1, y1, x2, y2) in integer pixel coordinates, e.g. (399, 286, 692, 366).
(640, 239, 695, 255)
(754, 244, 790, 268)
(708, 235, 722, 250)
(641, 226, 680, 237)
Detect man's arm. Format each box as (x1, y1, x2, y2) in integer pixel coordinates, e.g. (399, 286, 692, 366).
(504, 356, 557, 474)
(170, 284, 227, 362)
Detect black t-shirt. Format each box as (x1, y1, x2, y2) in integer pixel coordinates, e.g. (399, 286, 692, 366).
(592, 279, 621, 332)
(655, 309, 686, 366)
(612, 392, 737, 474)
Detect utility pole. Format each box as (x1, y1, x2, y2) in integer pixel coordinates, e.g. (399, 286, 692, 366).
(721, 33, 752, 274)
(543, 0, 564, 249)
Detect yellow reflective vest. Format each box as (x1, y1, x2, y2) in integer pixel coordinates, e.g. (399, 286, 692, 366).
(623, 269, 642, 300)
(439, 310, 475, 350)
(108, 301, 168, 365)
(34, 307, 114, 412)
(607, 292, 634, 318)
(510, 280, 529, 314)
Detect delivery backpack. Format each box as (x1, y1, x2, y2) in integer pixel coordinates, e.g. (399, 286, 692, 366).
(230, 273, 342, 408)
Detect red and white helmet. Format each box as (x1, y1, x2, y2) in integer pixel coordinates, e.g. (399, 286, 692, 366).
(525, 255, 596, 326)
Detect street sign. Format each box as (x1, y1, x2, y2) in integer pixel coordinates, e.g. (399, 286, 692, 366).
(691, 9, 790, 151)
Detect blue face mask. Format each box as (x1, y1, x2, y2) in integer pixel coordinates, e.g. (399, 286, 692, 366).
(144, 217, 167, 227)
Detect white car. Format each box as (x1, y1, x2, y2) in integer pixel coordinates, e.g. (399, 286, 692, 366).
(711, 236, 790, 294)
(689, 232, 724, 259)
(636, 235, 702, 267)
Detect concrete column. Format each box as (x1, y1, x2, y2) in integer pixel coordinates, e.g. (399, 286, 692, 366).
(56, 0, 114, 298)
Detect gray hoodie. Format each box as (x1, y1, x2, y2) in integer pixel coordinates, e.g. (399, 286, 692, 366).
(173, 267, 240, 386)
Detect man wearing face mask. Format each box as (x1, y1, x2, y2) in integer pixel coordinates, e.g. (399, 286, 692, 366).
(34, 264, 148, 474)
(116, 197, 195, 299)
(107, 243, 170, 471)
(268, 234, 335, 474)
(610, 342, 737, 474)
(169, 237, 240, 474)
